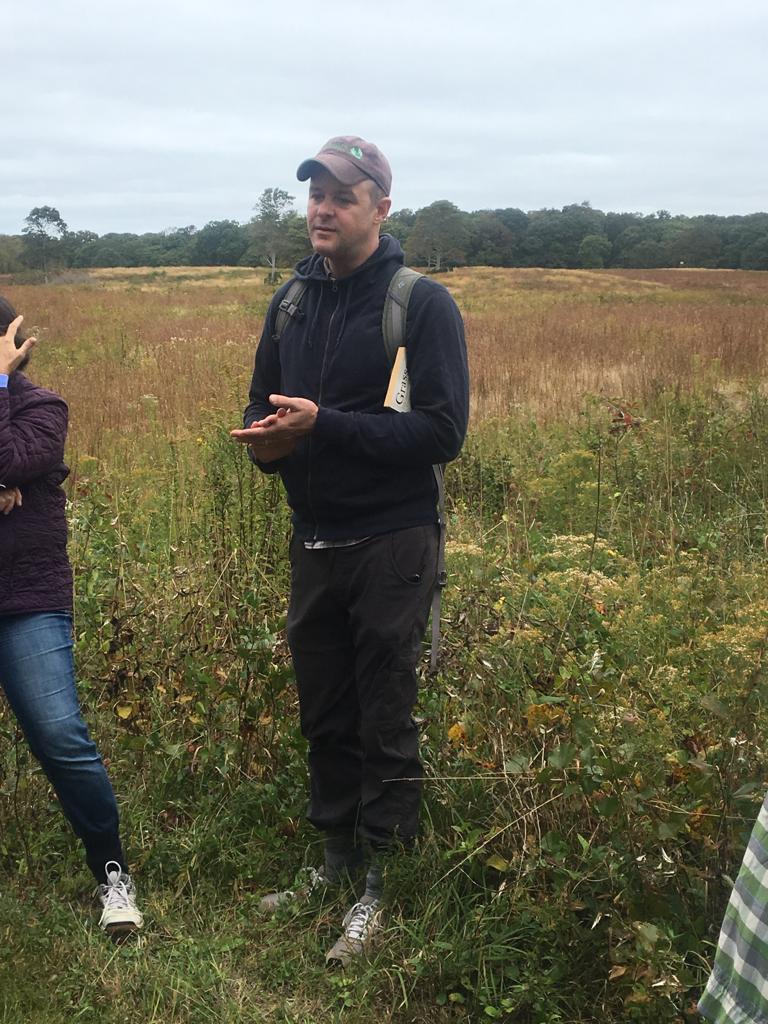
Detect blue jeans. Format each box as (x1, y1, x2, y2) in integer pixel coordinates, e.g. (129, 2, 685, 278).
(0, 612, 125, 879)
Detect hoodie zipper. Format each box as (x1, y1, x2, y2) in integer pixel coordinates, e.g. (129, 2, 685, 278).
(306, 276, 340, 541)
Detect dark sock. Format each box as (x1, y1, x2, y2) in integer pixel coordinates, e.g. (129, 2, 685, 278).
(363, 856, 385, 903)
(323, 830, 364, 883)
(361, 834, 416, 902)
(84, 835, 128, 882)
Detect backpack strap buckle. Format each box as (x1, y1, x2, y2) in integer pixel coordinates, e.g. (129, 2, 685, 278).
(278, 297, 305, 320)
(272, 280, 309, 342)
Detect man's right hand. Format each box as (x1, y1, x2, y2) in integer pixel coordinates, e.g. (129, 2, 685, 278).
(230, 420, 297, 463)
(0, 317, 35, 375)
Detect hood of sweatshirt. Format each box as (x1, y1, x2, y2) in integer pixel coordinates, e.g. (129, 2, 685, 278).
(293, 232, 405, 284)
(287, 233, 405, 351)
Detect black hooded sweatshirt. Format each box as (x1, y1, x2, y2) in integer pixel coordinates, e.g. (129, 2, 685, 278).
(244, 234, 469, 541)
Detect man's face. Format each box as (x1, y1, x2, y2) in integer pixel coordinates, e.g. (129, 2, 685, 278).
(307, 168, 390, 274)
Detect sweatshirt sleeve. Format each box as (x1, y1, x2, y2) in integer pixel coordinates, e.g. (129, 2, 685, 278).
(243, 291, 287, 475)
(0, 386, 68, 485)
(312, 280, 469, 467)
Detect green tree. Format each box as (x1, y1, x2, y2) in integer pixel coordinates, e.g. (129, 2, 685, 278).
(382, 208, 417, 248)
(466, 211, 515, 266)
(523, 209, 571, 267)
(665, 220, 722, 268)
(406, 200, 469, 271)
(555, 203, 606, 267)
(245, 188, 295, 283)
(89, 233, 150, 267)
(64, 230, 99, 268)
(604, 211, 643, 246)
(741, 234, 768, 270)
(158, 225, 197, 266)
(614, 224, 664, 267)
(0, 235, 24, 274)
(578, 233, 612, 269)
(281, 211, 312, 266)
(22, 206, 68, 280)
(191, 220, 248, 266)
(492, 207, 529, 264)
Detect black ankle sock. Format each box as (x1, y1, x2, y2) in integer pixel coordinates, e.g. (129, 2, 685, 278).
(84, 835, 128, 882)
(363, 856, 385, 902)
(323, 831, 364, 883)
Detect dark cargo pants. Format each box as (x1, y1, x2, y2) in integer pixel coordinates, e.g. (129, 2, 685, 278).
(286, 525, 438, 849)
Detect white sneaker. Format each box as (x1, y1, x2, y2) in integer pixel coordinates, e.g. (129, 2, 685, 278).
(258, 866, 336, 913)
(325, 897, 384, 966)
(97, 861, 144, 940)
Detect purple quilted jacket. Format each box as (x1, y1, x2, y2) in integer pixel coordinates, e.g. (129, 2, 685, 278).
(0, 372, 73, 615)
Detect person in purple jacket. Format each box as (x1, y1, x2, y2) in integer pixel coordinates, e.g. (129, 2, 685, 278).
(0, 296, 142, 939)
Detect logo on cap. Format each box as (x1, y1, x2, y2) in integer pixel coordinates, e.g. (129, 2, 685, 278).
(327, 140, 364, 160)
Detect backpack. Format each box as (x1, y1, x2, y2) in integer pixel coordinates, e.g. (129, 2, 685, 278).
(272, 267, 447, 672)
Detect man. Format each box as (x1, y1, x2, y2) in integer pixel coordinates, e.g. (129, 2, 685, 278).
(232, 136, 469, 964)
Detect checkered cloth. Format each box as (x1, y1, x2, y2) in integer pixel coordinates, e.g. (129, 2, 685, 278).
(699, 794, 768, 1023)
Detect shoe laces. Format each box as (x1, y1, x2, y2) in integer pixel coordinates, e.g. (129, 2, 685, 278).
(342, 900, 380, 942)
(99, 860, 135, 910)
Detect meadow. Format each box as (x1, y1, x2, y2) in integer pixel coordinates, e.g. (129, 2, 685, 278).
(0, 265, 767, 1023)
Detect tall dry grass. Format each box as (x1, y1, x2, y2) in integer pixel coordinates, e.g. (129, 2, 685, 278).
(451, 267, 768, 420)
(4, 274, 270, 471)
(5, 265, 766, 468)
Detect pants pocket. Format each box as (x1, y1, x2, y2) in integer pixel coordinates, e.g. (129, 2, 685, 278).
(388, 526, 438, 587)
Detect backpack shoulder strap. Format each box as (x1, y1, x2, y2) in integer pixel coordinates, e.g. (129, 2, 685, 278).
(382, 266, 424, 363)
(430, 462, 447, 673)
(382, 267, 447, 673)
(272, 279, 308, 341)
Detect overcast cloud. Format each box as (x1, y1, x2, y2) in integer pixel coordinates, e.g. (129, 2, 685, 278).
(4, 0, 767, 234)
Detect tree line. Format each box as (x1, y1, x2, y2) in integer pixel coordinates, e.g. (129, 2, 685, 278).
(2, 193, 768, 278)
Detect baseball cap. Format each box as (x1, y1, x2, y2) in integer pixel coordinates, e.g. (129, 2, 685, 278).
(297, 136, 392, 195)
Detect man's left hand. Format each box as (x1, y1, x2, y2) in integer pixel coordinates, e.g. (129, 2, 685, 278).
(0, 487, 22, 515)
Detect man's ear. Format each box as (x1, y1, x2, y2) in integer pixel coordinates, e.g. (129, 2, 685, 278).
(374, 196, 392, 225)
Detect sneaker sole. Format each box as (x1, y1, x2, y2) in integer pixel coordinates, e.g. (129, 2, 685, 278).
(326, 916, 385, 967)
(104, 920, 142, 943)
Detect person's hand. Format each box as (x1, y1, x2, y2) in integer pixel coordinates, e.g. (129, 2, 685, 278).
(230, 412, 297, 462)
(263, 396, 318, 437)
(244, 397, 318, 437)
(237, 431, 298, 463)
(0, 487, 22, 515)
(231, 395, 318, 453)
(0, 317, 35, 375)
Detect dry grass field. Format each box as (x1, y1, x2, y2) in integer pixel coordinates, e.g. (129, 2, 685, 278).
(7, 264, 768, 466)
(0, 265, 767, 1024)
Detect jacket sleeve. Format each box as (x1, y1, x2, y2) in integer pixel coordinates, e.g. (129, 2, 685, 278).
(243, 291, 287, 475)
(312, 281, 469, 466)
(0, 386, 68, 485)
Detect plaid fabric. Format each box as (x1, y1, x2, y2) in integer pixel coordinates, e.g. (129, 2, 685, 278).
(699, 794, 768, 1023)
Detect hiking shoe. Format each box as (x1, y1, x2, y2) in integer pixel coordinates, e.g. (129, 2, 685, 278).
(258, 866, 337, 913)
(325, 896, 384, 966)
(96, 861, 143, 940)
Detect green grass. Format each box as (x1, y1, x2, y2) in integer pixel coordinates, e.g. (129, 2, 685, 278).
(1, 268, 768, 1021)
(2, 389, 766, 1021)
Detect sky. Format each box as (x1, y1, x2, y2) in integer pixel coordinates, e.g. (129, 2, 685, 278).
(4, 0, 767, 235)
